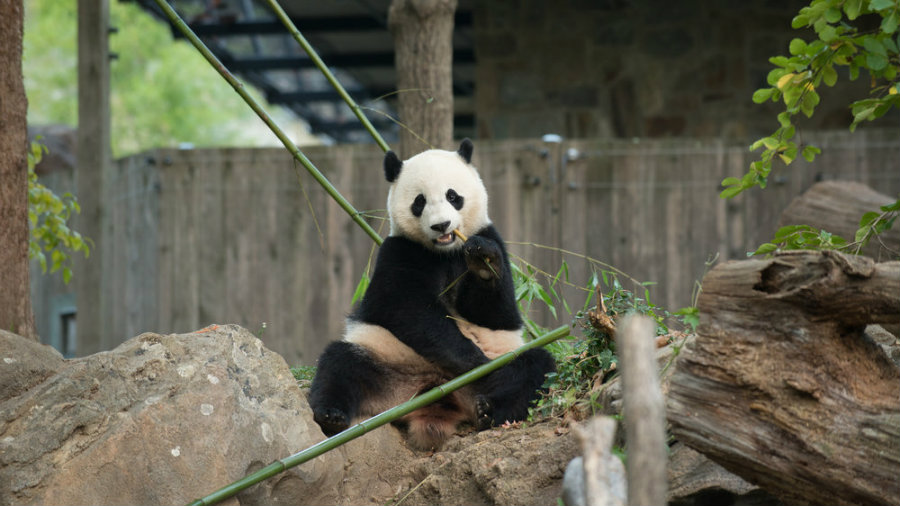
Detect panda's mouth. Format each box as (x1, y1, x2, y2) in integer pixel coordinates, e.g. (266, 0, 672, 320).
(434, 233, 456, 246)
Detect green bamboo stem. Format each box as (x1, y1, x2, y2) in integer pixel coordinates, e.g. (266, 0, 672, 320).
(151, 0, 383, 246)
(186, 324, 570, 506)
(263, 0, 391, 153)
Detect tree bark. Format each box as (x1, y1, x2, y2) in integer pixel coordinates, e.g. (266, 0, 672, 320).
(388, 0, 457, 158)
(668, 250, 900, 506)
(0, 0, 37, 340)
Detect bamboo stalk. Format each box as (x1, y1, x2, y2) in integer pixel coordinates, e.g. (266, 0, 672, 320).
(150, 0, 383, 246)
(263, 0, 391, 153)
(186, 324, 570, 506)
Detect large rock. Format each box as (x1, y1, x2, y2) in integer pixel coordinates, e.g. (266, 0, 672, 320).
(0, 324, 347, 505)
(1, 324, 579, 506)
(0, 329, 65, 403)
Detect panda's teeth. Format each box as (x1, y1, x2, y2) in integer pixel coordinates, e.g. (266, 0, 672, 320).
(436, 233, 454, 245)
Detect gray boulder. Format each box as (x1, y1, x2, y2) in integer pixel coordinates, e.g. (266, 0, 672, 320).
(1, 324, 345, 505)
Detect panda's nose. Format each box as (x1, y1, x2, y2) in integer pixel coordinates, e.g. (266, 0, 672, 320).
(431, 221, 451, 233)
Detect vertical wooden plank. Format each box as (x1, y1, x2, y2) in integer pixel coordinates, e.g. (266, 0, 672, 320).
(106, 157, 124, 342)
(170, 152, 199, 332)
(195, 149, 224, 331)
(269, 149, 308, 365)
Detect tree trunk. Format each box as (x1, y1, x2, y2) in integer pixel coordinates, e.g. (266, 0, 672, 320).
(668, 250, 900, 506)
(0, 0, 37, 340)
(388, 0, 456, 158)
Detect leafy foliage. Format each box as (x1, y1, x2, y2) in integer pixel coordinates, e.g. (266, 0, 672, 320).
(291, 365, 317, 388)
(521, 267, 683, 421)
(752, 200, 899, 256)
(721, 0, 900, 199)
(23, 0, 304, 157)
(27, 139, 91, 283)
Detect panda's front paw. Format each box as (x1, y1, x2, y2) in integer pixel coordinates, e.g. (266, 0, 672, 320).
(463, 236, 502, 280)
(313, 407, 350, 437)
(474, 395, 494, 430)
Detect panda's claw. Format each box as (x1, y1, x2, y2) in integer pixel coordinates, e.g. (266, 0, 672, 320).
(463, 236, 502, 280)
(475, 395, 494, 430)
(314, 407, 351, 437)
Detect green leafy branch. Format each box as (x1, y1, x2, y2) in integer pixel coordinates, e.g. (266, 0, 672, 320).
(751, 199, 899, 256)
(722, 0, 900, 199)
(27, 139, 92, 283)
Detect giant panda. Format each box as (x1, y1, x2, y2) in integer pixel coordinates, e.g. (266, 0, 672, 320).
(308, 139, 556, 451)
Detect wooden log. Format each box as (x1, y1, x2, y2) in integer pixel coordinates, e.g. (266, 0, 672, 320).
(619, 315, 667, 506)
(573, 416, 624, 506)
(778, 180, 899, 260)
(668, 250, 900, 506)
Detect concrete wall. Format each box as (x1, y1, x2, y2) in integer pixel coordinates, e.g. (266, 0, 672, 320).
(472, 0, 873, 140)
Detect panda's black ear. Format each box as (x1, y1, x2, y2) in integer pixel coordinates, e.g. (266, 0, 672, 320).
(384, 151, 402, 182)
(457, 138, 474, 164)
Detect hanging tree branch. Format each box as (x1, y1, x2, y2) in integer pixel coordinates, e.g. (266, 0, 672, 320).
(150, 0, 384, 246)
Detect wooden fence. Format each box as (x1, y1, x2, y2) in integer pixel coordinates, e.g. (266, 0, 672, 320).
(31, 130, 900, 364)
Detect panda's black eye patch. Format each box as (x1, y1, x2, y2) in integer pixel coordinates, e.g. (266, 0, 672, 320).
(446, 189, 464, 210)
(411, 194, 426, 217)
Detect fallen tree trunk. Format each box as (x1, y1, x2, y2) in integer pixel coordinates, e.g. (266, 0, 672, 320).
(667, 250, 900, 506)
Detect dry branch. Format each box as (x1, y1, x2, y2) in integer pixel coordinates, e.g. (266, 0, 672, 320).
(619, 315, 667, 506)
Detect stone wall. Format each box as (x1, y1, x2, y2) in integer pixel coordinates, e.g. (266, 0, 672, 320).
(472, 0, 874, 140)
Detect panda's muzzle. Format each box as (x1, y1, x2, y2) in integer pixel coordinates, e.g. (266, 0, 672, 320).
(431, 221, 456, 246)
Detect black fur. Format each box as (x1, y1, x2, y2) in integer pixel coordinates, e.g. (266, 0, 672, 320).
(384, 151, 403, 182)
(308, 341, 386, 435)
(446, 189, 463, 210)
(309, 224, 555, 439)
(411, 194, 426, 217)
(457, 138, 474, 164)
(310, 141, 555, 444)
(352, 226, 520, 375)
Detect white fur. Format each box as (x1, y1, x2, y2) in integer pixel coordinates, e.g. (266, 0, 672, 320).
(345, 319, 523, 363)
(343, 321, 430, 370)
(387, 148, 490, 251)
(454, 319, 524, 359)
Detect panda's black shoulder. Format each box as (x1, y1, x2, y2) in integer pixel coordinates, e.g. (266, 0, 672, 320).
(474, 224, 504, 244)
(376, 235, 441, 267)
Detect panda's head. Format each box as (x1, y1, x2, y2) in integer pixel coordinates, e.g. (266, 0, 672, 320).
(384, 139, 490, 251)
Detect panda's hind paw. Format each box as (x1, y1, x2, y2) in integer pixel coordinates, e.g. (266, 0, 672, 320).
(313, 407, 350, 437)
(474, 395, 494, 430)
